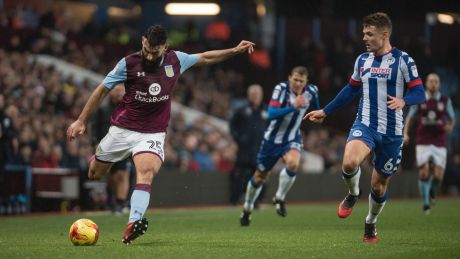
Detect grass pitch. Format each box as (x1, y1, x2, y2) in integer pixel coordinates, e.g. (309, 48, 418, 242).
(0, 199, 459, 259)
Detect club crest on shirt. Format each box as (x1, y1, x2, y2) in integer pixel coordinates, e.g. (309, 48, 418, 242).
(386, 57, 395, 64)
(352, 130, 362, 137)
(165, 65, 174, 77)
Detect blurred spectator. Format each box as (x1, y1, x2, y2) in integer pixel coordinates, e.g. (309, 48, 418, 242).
(0, 94, 18, 170)
(229, 84, 267, 205)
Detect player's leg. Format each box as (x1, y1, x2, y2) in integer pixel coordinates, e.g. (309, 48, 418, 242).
(338, 139, 372, 218)
(363, 169, 391, 243)
(273, 149, 301, 217)
(240, 170, 270, 226)
(88, 156, 114, 180)
(122, 153, 161, 244)
(122, 131, 165, 244)
(429, 146, 447, 204)
(363, 135, 402, 243)
(415, 145, 432, 213)
(240, 140, 280, 226)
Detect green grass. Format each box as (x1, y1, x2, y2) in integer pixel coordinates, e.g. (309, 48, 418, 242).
(1, 199, 460, 259)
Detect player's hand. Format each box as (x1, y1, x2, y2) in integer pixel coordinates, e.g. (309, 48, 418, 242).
(293, 95, 306, 109)
(444, 123, 454, 133)
(403, 134, 410, 145)
(303, 110, 326, 124)
(66, 119, 86, 142)
(234, 40, 255, 54)
(387, 95, 405, 111)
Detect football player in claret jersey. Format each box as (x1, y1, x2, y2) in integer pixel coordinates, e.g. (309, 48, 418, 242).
(304, 12, 425, 243)
(239, 66, 320, 226)
(66, 25, 255, 244)
(404, 73, 455, 214)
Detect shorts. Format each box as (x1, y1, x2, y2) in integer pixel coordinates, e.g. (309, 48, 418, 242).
(256, 139, 302, 173)
(347, 122, 403, 176)
(96, 126, 165, 163)
(416, 144, 447, 169)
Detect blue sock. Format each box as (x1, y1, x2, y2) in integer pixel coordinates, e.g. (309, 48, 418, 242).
(128, 184, 151, 223)
(418, 179, 430, 207)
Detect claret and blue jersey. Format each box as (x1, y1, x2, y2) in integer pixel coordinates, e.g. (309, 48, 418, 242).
(101, 50, 198, 133)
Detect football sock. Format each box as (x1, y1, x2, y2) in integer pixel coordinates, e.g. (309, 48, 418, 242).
(128, 184, 151, 223)
(243, 177, 262, 212)
(275, 168, 297, 201)
(342, 167, 361, 196)
(418, 179, 430, 207)
(365, 190, 387, 224)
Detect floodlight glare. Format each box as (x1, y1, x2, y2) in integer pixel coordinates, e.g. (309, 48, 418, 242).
(165, 3, 220, 16)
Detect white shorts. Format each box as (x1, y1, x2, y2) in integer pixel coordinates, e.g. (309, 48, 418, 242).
(415, 144, 447, 169)
(95, 126, 165, 163)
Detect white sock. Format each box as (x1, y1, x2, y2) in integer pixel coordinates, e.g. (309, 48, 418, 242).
(275, 168, 297, 201)
(365, 191, 387, 224)
(342, 167, 361, 196)
(243, 178, 262, 212)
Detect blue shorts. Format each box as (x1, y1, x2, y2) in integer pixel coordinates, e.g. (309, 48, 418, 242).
(347, 122, 403, 176)
(256, 139, 302, 173)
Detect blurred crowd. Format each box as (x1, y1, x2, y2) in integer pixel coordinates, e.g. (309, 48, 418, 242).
(1, 3, 460, 206)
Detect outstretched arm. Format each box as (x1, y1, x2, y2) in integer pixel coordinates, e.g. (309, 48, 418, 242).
(66, 84, 110, 141)
(304, 83, 360, 123)
(323, 83, 361, 115)
(195, 40, 255, 66)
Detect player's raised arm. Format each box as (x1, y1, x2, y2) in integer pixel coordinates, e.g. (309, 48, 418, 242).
(66, 83, 110, 141)
(194, 40, 255, 66)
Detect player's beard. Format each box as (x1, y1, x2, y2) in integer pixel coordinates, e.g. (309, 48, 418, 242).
(142, 56, 162, 72)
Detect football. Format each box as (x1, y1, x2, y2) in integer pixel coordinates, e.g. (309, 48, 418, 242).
(69, 219, 99, 246)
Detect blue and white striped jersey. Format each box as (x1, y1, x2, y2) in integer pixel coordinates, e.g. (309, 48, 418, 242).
(264, 81, 320, 144)
(349, 48, 423, 136)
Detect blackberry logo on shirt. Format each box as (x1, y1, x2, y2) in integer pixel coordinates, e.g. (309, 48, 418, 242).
(149, 83, 161, 96)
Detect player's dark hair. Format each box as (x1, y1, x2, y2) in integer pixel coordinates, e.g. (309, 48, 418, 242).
(291, 66, 308, 77)
(363, 12, 392, 34)
(143, 25, 167, 47)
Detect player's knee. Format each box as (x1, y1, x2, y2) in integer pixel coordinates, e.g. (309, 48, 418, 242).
(88, 169, 104, 180)
(286, 161, 299, 172)
(342, 159, 359, 174)
(418, 166, 430, 180)
(370, 183, 386, 197)
(254, 171, 268, 184)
